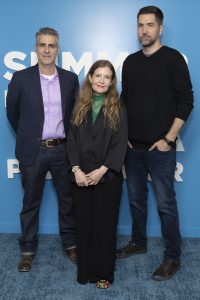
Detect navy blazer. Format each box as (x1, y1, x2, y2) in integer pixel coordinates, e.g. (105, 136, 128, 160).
(6, 64, 79, 166)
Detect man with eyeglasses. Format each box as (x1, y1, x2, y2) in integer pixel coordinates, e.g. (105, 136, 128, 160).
(6, 27, 79, 272)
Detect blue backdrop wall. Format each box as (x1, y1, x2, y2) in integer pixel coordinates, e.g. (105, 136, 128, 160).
(0, 0, 199, 237)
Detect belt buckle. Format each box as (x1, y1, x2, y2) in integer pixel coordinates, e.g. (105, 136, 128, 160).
(46, 139, 54, 147)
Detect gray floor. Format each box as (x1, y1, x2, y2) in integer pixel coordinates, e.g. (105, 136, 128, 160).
(0, 234, 199, 300)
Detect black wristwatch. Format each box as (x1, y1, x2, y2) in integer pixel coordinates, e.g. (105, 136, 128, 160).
(162, 136, 176, 148)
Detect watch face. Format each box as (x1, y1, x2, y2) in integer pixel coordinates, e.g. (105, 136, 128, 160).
(72, 166, 79, 173)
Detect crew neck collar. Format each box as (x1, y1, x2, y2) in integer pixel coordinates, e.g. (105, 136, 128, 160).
(142, 45, 164, 57)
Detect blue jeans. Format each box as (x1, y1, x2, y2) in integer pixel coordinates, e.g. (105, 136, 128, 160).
(125, 147, 181, 259)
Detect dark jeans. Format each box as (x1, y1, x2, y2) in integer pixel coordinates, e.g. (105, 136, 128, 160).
(19, 143, 76, 253)
(125, 147, 181, 260)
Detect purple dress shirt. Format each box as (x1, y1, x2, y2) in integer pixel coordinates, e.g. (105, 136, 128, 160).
(40, 71, 65, 140)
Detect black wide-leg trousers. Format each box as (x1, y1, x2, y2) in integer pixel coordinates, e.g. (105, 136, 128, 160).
(72, 172, 123, 284)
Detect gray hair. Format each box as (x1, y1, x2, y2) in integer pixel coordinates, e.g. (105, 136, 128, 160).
(35, 27, 59, 40)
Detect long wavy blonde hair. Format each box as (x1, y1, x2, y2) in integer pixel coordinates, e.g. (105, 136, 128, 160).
(72, 60, 121, 130)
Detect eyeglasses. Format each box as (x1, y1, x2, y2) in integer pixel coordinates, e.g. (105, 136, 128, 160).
(37, 43, 58, 50)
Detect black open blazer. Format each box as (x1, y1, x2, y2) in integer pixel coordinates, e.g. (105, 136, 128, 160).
(67, 104, 128, 183)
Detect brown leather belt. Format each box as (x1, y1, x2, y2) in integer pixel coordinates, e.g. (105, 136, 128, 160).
(41, 138, 66, 147)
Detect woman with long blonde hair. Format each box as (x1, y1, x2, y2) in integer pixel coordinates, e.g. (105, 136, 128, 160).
(67, 60, 128, 288)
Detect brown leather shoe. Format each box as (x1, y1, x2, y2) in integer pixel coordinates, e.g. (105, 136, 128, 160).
(151, 257, 181, 281)
(116, 242, 147, 258)
(18, 254, 35, 272)
(62, 247, 77, 264)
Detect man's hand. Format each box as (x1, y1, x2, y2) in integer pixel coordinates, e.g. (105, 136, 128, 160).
(149, 139, 171, 151)
(128, 140, 133, 148)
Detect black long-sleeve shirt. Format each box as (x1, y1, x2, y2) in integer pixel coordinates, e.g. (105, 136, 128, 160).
(121, 46, 194, 149)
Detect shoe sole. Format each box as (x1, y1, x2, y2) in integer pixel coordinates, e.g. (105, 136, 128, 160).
(116, 249, 147, 259)
(151, 266, 181, 281)
(18, 267, 32, 272)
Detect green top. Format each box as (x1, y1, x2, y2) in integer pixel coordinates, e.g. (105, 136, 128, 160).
(92, 94, 104, 123)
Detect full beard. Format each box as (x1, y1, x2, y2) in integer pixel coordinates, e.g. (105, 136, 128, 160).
(139, 36, 156, 48)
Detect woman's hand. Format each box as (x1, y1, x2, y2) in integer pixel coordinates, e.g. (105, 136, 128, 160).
(86, 166, 108, 185)
(74, 169, 88, 187)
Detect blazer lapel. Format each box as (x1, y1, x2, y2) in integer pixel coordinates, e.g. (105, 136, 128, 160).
(85, 107, 105, 132)
(31, 64, 44, 112)
(57, 67, 67, 115)
(93, 107, 104, 130)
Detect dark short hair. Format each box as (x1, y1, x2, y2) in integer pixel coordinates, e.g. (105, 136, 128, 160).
(137, 6, 164, 24)
(35, 27, 59, 40)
